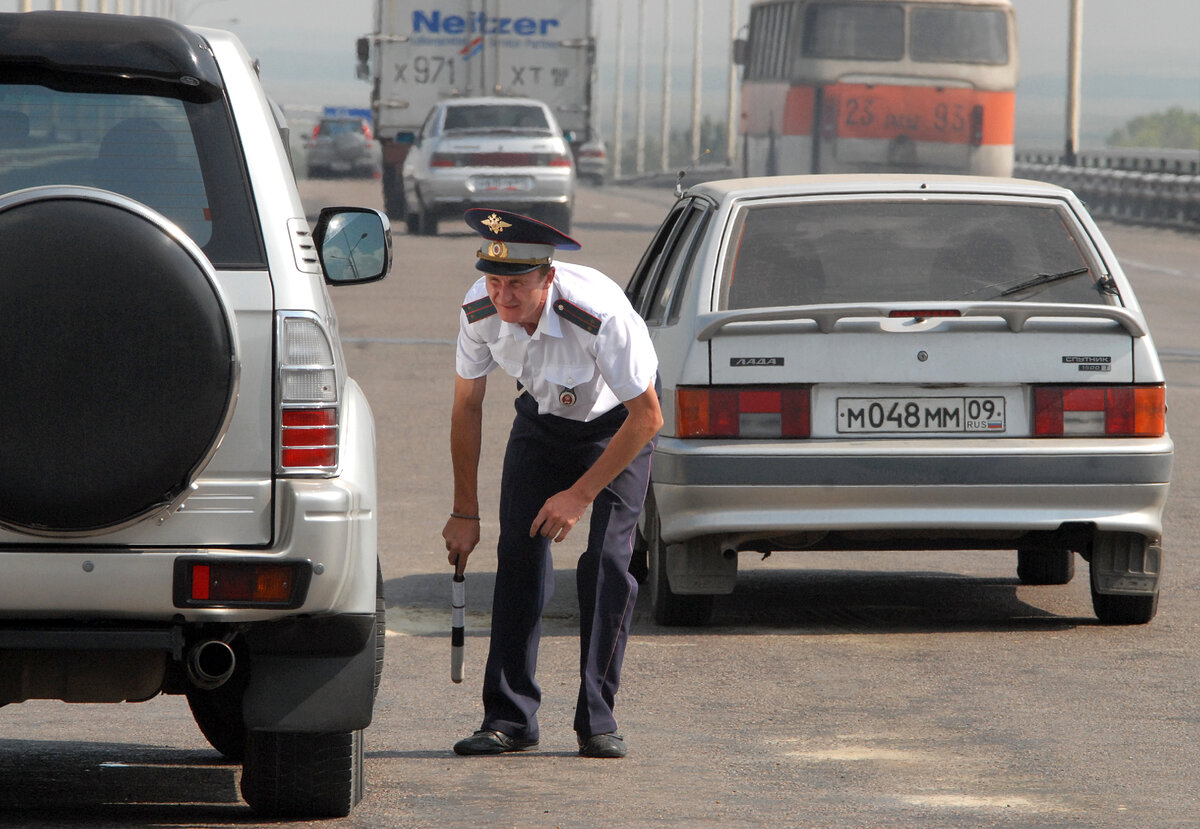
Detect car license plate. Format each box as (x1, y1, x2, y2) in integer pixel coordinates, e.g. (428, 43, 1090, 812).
(837, 396, 1006, 434)
(472, 176, 532, 192)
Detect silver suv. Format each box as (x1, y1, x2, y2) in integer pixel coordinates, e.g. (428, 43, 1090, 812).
(0, 13, 390, 818)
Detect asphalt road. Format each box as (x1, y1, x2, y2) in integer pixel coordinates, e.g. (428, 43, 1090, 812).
(2, 177, 1199, 828)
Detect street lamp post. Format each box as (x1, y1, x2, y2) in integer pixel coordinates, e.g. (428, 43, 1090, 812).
(1065, 0, 1084, 164)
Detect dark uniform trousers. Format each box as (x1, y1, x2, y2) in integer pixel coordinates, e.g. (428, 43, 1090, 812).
(481, 389, 656, 741)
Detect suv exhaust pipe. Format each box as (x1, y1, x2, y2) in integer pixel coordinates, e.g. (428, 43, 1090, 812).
(186, 639, 237, 690)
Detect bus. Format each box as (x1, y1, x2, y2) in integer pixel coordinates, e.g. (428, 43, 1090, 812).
(736, 0, 1017, 177)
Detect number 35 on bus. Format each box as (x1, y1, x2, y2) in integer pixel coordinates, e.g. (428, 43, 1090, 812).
(735, 0, 1016, 177)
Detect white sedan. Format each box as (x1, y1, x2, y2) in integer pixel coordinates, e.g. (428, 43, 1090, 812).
(627, 175, 1172, 626)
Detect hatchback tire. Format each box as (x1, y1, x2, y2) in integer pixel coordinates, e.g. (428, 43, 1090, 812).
(1089, 533, 1159, 625)
(1016, 549, 1075, 585)
(645, 493, 713, 626)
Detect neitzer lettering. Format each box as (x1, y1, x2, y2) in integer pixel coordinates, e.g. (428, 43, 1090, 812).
(412, 11, 561, 37)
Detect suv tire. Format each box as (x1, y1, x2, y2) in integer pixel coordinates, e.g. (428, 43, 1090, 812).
(240, 728, 365, 818)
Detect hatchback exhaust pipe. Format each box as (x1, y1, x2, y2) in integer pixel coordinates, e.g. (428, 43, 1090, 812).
(186, 639, 236, 690)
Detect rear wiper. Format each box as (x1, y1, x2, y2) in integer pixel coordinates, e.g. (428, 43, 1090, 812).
(998, 267, 1091, 297)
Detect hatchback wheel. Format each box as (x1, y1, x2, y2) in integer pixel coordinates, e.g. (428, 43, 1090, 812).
(645, 493, 713, 626)
(1016, 549, 1075, 585)
(1089, 533, 1159, 625)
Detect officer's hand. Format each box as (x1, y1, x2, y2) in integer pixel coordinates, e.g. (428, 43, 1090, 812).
(443, 516, 480, 570)
(530, 489, 589, 543)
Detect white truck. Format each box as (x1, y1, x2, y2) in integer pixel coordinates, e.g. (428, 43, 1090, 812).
(357, 0, 596, 218)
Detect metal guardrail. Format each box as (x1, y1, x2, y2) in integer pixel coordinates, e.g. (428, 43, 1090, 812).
(617, 151, 1200, 233)
(1015, 149, 1200, 231)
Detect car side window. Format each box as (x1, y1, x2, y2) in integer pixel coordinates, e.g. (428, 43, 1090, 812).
(645, 204, 709, 325)
(625, 200, 690, 318)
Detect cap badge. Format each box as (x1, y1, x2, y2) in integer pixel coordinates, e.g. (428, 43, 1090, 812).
(487, 241, 509, 259)
(482, 213, 511, 235)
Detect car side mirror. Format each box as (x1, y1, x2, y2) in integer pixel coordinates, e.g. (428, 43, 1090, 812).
(312, 207, 392, 285)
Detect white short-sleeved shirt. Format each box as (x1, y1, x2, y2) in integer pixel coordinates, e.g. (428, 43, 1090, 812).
(456, 261, 659, 422)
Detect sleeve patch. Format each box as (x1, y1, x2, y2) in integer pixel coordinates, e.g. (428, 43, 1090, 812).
(553, 299, 601, 335)
(463, 296, 497, 323)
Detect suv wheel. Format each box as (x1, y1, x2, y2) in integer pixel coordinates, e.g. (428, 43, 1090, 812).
(645, 493, 714, 626)
(240, 728, 365, 818)
(186, 645, 249, 761)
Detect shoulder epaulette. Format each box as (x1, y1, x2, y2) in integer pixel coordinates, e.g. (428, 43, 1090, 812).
(463, 296, 497, 323)
(553, 299, 600, 335)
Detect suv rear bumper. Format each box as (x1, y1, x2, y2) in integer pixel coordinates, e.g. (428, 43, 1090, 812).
(0, 474, 375, 620)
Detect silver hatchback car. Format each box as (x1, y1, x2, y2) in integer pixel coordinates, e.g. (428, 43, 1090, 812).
(627, 175, 1172, 627)
(399, 96, 576, 236)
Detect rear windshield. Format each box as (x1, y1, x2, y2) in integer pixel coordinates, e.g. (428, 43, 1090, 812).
(0, 83, 264, 268)
(723, 200, 1105, 310)
(442, 105, 550, 132)
(800, 3, 1009, 65)
(910, 8, 1009, 64)
(802, 3, 905, 61)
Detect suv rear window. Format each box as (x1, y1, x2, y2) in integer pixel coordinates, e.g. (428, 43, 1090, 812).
(0, 83, 264, 268)
(723, 200, 1105, 309)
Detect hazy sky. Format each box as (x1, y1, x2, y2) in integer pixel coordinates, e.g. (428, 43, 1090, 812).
(16, 0, 1199, 147)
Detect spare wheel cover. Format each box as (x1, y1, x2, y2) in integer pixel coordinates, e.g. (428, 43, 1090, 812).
(0, 187, 238, 535)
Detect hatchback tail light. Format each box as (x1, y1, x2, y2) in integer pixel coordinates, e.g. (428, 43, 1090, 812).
(429, 151, 571, 168)
(677, 386, 811, 438)
(1033, 384, 1165, 437)
(278, 313, 339, 473)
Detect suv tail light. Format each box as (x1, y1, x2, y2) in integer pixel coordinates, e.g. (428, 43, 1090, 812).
(278, 312, 339, 473)
(175, 559, 311, 608)
(1033, 384, 1165, 437)
(677, 387, 811, 438)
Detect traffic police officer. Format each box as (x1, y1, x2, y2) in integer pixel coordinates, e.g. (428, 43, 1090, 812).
(443, 208, 662, 759)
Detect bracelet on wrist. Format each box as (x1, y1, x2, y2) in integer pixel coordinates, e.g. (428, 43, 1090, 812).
(450, 512, 481, 521)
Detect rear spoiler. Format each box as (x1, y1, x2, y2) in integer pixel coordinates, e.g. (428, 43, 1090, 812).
(695, 302, 1146, 340)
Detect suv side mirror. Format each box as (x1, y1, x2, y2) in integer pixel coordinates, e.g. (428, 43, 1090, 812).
(312, 207, 392, 285)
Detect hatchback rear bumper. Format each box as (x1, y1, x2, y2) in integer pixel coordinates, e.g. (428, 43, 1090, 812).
(651, 435, 1173, 545)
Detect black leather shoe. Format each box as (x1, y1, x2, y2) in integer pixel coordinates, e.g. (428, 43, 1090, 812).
(453, 729, 539, 756)
(578, 732, 626, 758)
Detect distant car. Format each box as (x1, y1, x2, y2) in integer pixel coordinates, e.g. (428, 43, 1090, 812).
(626, 174, 1172, 627)
(574, 129, 608, 185)
(399, 96, 575, 236)
(307, 114, 380, 179)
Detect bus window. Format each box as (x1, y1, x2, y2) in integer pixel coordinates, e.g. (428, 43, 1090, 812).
(801, 3, 904, 61)
(911, 8, 1009, 64)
